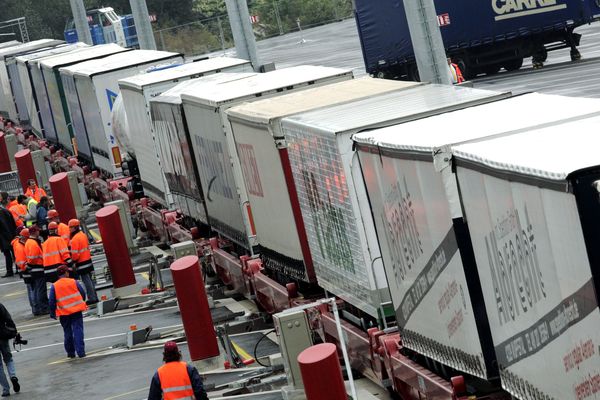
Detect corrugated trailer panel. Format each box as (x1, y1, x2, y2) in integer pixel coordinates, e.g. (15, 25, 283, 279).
(226, 77, 419, 283)
(40, 44, 128, 151)
(0, 42, 23, 116)
(64, 50, 183, 174)
(453, 118, 600, 399)
(150, 73, 257, 222)
(15, 43, 88, 132)
(353, 93, 600, 378)
(119, 58, 252, 206)
(181, 66, 353, 252)
(279, 84, 509, 317)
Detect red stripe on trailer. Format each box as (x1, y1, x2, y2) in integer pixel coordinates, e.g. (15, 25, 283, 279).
(245, 203, 256, 236)
(278, 147, 317, 283)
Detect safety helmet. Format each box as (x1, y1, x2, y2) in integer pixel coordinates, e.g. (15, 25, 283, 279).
(47, 209, 59, 219)
(68, 219, 80, 228)
(48, 221, 58, 230)
(163, 341, 180, 356)
(20, 228, 29, 238)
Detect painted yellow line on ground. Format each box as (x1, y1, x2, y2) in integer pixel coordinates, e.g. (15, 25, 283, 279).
(232, 341, 254, 362)
(140, 272, 149, 281)
(90, 229, 102, 242)
(2, 289, 26, 298)
(102, 387, 147, 400)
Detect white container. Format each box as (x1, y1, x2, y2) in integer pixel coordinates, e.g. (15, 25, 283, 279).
(181, 65, 353, 252)
(60, 50, 183, 175)
(452, 117, 600, 400)
(279, 84, 508, 317)
(150, 73, 257, 221)
(226, 77, 418, 283)
(353, 93, 600, 378)
(38, 44, 127, 152)
(0, 39, 63, 120)
(118, 57, 252, 206)
(14, 43, 88, 130)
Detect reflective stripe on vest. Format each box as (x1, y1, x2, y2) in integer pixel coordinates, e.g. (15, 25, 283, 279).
(43, 237, 71, 267)
(71, 232, 92, 263)
(157, 362, 194, 400)
(53, 278, 87, 316)
(58, 223, 70, 241)
(25, 239, 43, 266)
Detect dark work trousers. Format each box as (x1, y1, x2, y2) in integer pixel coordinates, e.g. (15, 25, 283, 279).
(31, 275, 49, 315)
(2, 249, 13, 276)
(59, 312, 85, 358)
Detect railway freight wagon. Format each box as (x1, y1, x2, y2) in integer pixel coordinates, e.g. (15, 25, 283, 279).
(117, 57, 252, 207)
(451, 117, 600, 400)
(150, 73, 257, 226)
(0, 39, 64, 120)
(180, 66, 353, 254)
(14, 43, 88, 131)
(354, 0, 600, 79)
(59, 50, 183, 174)
(353, 93, 600, 382)
(37, 44, 129, 151)
(225, 77, 419, 286)
(270, 85, 509, 319)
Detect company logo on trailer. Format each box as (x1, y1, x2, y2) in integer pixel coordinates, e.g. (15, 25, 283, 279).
(485, 206, 546, 326)
(106, 89, 118, 111)
(382, 178, 423, 287)
(492, 0, 566, 21)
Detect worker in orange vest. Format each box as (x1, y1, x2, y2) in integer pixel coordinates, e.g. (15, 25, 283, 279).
(24, 226, 47, 315)
(8, 196, 27, 228)
(68, 219, 98, 304)
(148, 341, 209, 400)
(447, 57, 465, 84)
(42, 222, 73, 284)
(48, 265, 87, 358)
(12, 228, 34, 314)
(47, 210, 70, 243)
(24, 179, 46, 203)
(0, 192, 18, 210)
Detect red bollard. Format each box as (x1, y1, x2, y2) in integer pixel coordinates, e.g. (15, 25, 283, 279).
(14, 149, 36, 191)
(96, 205, 137, 296)
(170, 255, 219, 362)
(0, 132, 10, 173)
(298, 343, 347, 400)
(49, 173, 77, 222)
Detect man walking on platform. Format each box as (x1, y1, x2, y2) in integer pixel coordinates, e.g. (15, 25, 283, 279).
(25, 226, 47, 315)
(0, 303, 20, 397)
(12, 228, 34, 314)
(148, 341, 209, 400)
(68, 219, 98, 305)
(49, 265, 87, 359)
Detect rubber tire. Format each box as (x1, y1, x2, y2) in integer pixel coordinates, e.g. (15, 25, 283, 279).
(503, 57, 523, 72)
(483, 64, 501, 75)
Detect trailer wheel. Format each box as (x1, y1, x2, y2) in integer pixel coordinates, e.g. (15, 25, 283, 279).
(483, 64, 501, 75)
(455, 57, 475, 80)
(503, 57, 523, 71)
(408, 64, 420, 82)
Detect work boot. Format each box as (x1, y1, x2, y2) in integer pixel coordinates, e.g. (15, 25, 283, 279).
(1, 273, 13, 278)
(10, 377, 19, 393)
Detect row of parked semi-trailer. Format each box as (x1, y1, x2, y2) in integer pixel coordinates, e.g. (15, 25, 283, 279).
(0, 39, 598, 400)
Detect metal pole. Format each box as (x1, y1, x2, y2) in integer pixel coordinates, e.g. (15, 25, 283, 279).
(273, 1, 284, 35)
(225, 0, 261, 70)
(129, 0, 157, 50)
(159, 30, 166, 51)
(217, 16, 226, 51)
(69, 0, 93, 45)
(402, 0, 451, 84)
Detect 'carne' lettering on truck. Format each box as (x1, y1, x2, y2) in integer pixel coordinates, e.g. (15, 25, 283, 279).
(492, 0, 567, 21)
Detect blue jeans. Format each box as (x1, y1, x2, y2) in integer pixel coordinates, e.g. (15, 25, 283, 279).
(32, 275, 48, 315)
(26, 283, 35, 313)
(0, 340, 14, 394)
(59, 312, 85, 357)
(79, 272, 98, 303)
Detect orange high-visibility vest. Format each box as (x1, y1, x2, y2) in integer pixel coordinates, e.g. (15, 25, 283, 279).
(25, 186, 46, 202)
(8, 200, 17, 209)
(9, 204, 26, 227)
(24, 238, 43, 274)
(42, 236, 71, 268)
(58, 223, 70, 242)
(11, 238, 26, 272)
(70, 231, 91, 264)
(53, 278, 87, 316)
(157, 362, 194, 400)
